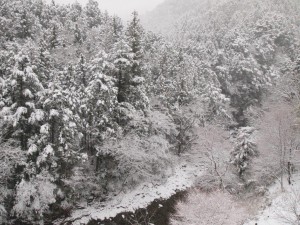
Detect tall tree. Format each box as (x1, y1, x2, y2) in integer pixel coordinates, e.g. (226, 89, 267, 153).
(49, 23, 60, 49)
(85, 0, 102, 28)
(0, 51, 44, 150)
(126, 11, 144, 77)
(112, 16, 123, 42)
(14, 4, 35, 39)
(112, 38, 133, 104)
(74, 23, 83, 44)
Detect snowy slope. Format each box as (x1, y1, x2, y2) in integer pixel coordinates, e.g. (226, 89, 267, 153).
(54, 158, 204, 225)
(244, 174, 300, 225)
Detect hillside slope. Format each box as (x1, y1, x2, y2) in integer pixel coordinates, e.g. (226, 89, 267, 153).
(142, 0, 227, 35)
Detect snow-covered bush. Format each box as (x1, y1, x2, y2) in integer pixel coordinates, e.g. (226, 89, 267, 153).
(13, 170, 57, 224)
(116, 104, 177, 138)
(148, 110, 177, 138)
(64, 165, 105, 203)
(173, 112, 197, 156)
(171, 190, 248, 225)
(0, 204, 7, 224)
(65, 109, 177, 200)
(99, 134, 172, 191)
(96, 109, 177, 191)
(0, 144, 26, 223)
(115, 102, 138, 127)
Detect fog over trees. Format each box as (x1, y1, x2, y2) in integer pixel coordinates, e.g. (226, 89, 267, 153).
(0, 0, 300, 224)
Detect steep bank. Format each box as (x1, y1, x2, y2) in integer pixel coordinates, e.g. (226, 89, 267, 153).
(55, 159, 205, 225)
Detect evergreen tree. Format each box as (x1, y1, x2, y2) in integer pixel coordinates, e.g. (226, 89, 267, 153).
(231, 127, 258, 179)
(85, 0, 102, 28)
(0, 51, 44, 150)
(13, 2, 35, 39)
(68, 1, 83, 22)
(82, 53, 118, 160)
(74, 23, 83, 44)
(34, 39, 53, 84)
(0, 0, 15, 41)
(75, 54, 88, 88)
(49, 23, 60, 49)
(126, 11, 144, 77)
(31, 0, 52, 29)
(31, 81, 81, 177)
(112, 38, 134, 104)
(110, 12, 149, 110)
(112, 16, 123, 43)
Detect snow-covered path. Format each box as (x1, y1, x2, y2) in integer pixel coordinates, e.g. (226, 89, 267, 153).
(55, 159, 204, 225)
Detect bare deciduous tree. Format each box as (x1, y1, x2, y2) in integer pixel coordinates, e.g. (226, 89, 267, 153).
(194, 125, 234, 191)
(254, 102, 300, 190)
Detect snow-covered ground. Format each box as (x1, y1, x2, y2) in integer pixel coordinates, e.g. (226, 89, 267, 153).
(244, 173, 300, 225)
(55, 157, 204, 225)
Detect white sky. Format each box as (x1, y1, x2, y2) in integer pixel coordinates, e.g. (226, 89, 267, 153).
(53, 0, 165, 21)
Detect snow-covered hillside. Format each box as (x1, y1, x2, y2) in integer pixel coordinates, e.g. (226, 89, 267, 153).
(245, 174, 300, 225)
(1, 0, 300, 224)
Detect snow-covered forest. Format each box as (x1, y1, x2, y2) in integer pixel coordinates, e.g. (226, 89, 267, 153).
(1, 0, 300, 224)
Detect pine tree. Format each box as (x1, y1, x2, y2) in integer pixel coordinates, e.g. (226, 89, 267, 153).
(112, 38, 134, 104)
(126, 11, 144, 77)
(68, 1, 83, 22)
(82, 53, 118, 163)
(34, 39, 53, 84)
(49, 23, 60, 49)
(74, 54, 91, 155)
(112, 16, 123, 43)
(28, 79, 81, 178)
(75, 54, 88, 88)
(31, 0, 51, 29)
(231, 127, 258, 179)
(0, 51, 44, 150)
(74, 23, 83, 44)
(0, 0, 15, 41)
(85, 0, 102, 28)
(13, 2, 35, 39)
(110, 11, 150, 110)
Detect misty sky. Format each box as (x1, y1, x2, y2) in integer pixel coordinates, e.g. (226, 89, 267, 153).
(53, 0, 165, 20)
